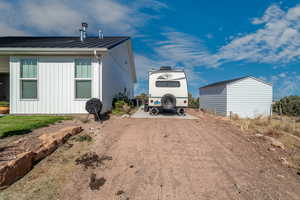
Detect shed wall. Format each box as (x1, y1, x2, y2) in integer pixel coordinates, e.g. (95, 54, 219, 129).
(227, 78, 272, 118)
(101, 41, 134, 112)
(199, 85, 227, 116)
(10, 56, 100, 114)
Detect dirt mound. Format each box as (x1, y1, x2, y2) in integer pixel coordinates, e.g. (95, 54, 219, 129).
(75, 152, 112, 169)
(89, 173, 106, 190)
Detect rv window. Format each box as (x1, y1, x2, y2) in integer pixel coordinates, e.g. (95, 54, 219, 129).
(156, 81, 180, 87)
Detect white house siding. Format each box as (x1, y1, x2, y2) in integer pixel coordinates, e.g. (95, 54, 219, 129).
(101, 41, 134, 112)
(10, 56, 100, 114)
(199, 85, 227, 116)
(0, 56, 9, 73)
(227, 78, 272, 118)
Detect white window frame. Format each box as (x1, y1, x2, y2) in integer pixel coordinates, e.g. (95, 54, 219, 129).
(19, 57, 39, 100)
(74, 58, 93, 100)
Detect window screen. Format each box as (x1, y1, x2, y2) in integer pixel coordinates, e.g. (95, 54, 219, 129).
(155, 81, 180, 87)
(20, 59, 38, 99)
(75, 59, 92, 99)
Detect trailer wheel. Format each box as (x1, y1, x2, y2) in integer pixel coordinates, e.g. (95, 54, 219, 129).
(150, 107, 159, 115)
(144, 104, 149, 112)
(177, 108, 185, 116)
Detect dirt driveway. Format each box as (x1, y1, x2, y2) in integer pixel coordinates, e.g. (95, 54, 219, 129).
(2, 111, 300, 200)
(60, 111, 299, 200)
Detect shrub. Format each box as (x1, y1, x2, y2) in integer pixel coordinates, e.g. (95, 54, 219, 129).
(112, 92, 132, 109)
(265, 129, 282, 138)
(273, 96, 300, 116)
(188, 93, 199, 108)
(73, 134, 92, 142)
(112, 100, 131, 115)
(0, 101, 9, 106)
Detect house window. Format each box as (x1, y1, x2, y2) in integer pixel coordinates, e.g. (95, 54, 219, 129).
(20, 59, 38, 99)
(75, 59, 92, 99)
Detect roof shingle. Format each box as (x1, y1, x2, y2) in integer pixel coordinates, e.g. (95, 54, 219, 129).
(0, 36, 130, 49)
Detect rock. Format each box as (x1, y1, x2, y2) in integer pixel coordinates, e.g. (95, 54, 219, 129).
(121, 114, 130, 118)
(34, 126, 82, 161)
(255, 133, 264, 137)
(277, 174, 285, 179)
(0, 126, 83, 189)
(268, 147, 276, 152)
(264, 136, 285, 150)
(0, 151, 35, 188)
(280, 157, 290, 166)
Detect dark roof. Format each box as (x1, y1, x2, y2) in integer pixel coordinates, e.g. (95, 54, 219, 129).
(200, 76, 250, 89)
(0, 36, 130, 49)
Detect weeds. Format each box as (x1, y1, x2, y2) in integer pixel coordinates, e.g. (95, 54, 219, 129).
(75, 152, 112, 169)
(233, 114, 300, 138)
(265, 129, 282, 138)
(73, 135, 92, 142)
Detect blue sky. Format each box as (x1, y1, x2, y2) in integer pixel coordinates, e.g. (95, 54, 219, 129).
(1, 0, 300, 99)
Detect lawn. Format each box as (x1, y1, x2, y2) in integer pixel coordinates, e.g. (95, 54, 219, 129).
(0, 115, 72, 138)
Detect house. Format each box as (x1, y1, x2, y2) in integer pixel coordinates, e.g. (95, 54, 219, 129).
(0, 24, 136, 114)
(199, 76, 272, 118)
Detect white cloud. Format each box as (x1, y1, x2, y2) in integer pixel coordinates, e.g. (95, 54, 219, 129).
(0, 0, 167, 36)
(154, 31, 218, 67)
(151, 4, 300, 69)
(214, 4, 300, 66)
(263, 72, 300, 99)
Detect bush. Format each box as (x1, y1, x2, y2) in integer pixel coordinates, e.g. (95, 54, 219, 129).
(273, 96, 300, 116)
(112, 92, 132, 109)
(188, 93, 199, 108)
(0, 101, 9, 106)
(112, 100, 131, 115)
(73, 134, 92, 142)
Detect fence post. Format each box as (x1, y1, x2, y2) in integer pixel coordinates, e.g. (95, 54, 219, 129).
(230, 111, 232, 120)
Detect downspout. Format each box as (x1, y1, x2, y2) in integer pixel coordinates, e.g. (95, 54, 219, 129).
(93, 50, 103, 102)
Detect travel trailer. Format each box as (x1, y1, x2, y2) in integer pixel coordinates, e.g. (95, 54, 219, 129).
(146, 66, 188, 115)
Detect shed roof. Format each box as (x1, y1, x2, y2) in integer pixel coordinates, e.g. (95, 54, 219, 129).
(200, 76, 272, 89)
(0, 36, 130, 49)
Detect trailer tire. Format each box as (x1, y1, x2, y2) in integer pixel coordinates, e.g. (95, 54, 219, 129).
(150, 107, 159, 115)
(144, 104, 149, 112)
(177, 108, 185, 116)
(161, 94, 176, 110)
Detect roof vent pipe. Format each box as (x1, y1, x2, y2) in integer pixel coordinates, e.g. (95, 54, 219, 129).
(79, 22, 88, 41)
(98, 29, 103, 39)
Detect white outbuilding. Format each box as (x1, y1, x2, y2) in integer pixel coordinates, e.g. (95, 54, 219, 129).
(199, 76, 272, 118)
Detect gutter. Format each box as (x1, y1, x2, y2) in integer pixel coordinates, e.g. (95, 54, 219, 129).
(0, 48, 108, 55)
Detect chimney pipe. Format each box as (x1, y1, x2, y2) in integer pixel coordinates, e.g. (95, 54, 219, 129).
(79, 22, 88, 41)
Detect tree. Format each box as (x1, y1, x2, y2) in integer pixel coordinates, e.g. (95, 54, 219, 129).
(273, 96, 300, 116)
(188, 92, 199, 109)
(135, 93, 149, 105)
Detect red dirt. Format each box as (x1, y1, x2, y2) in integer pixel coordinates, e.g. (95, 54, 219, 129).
(59, 111, 300, 200)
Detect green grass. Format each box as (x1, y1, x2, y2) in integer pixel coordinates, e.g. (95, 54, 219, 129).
(0, 115, 72, 138)
(0, 101, 9, 106)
